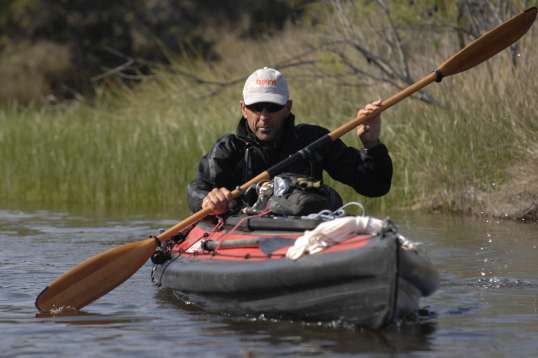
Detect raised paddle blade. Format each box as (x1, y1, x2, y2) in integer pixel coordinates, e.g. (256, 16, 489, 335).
(439, 7, 537, 77)
(35, 237, 158, 312)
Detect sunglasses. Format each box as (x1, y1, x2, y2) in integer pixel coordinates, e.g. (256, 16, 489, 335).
(246, 102, 285, 113)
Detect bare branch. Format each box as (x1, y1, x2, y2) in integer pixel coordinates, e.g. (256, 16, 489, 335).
(374, 0, 412, 82)
(324, 0, 435, 105)
(91, 59, 136, 82)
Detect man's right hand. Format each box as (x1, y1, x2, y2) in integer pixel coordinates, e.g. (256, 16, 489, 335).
(202, 187, 233, 215)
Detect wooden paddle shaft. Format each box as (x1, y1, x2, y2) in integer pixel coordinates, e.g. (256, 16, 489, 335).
(329, 73, 436, 140)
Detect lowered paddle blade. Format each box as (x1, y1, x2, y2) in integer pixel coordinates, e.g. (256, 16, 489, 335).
(35, 237, 158, 312)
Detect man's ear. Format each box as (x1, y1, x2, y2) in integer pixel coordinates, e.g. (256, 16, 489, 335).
(240, 100, 248, 117)
(286, 100, 293, 112)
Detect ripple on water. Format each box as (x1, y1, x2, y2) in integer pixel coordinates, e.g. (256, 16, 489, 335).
(468, 276, 537, 289)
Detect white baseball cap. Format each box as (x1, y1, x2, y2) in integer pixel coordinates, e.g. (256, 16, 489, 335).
(242, 67, 289, 105)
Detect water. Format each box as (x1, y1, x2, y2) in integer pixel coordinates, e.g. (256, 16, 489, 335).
(1, 209, 537, 357)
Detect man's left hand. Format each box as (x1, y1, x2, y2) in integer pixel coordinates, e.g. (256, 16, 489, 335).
(356, 100, 382, 149)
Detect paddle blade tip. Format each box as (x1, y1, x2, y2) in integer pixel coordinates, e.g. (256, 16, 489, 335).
(524, 7, 537, 24)
(35, 285, 80, 313)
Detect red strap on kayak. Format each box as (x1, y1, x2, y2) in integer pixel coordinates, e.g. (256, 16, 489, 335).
(214, 209, 272, 249)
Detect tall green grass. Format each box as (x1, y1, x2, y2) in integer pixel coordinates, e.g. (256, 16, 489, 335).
(0, 78, 240, 216)
(1, 22, 536, 217)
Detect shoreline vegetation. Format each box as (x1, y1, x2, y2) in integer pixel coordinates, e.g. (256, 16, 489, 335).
(1, 2, 537, 222)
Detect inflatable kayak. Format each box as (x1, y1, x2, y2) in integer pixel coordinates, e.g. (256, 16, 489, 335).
(151, 214, 438, 329)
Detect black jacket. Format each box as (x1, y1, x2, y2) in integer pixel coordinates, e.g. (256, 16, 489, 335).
(187, 114, 392, 212)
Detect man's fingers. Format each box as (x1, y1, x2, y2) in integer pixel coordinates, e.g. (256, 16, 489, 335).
(221, 188, 232, 201)
(202, 197, 214, 210)
(203, 187, 233, 215)
(365, 103, 381, 111)
(359, 104, 381, 117)
(213, 190, 226, 203)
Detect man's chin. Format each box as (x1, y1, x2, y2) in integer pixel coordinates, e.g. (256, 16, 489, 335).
(256, 131, 276, 142)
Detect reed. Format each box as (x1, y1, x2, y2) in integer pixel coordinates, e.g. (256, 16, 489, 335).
(1, 20, 536, 217)
(0, 80, 237, 215)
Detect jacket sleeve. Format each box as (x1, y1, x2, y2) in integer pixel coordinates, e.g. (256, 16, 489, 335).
(187, 135, 242, 212)
(321, 133, 393, 197)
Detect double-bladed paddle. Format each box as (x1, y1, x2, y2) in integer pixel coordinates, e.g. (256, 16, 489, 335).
(35, 7, 537, 312)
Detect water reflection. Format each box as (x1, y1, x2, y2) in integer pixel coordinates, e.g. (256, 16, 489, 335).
(156, 288, 438, 355)
(35, 310, 151, 326)
(222, 317, 437, 355)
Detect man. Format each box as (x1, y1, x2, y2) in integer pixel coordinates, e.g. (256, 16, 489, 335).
(187, 67, 392, 215)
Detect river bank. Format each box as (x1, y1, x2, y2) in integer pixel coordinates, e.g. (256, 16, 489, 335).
(414, 153, 538, 223)
(477, 158, 538, 222)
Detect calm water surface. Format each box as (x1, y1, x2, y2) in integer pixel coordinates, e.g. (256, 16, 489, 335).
(1, 209, 537, 357)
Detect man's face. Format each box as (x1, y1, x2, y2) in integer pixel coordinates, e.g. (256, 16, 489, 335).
(240, 100, 292, 142)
